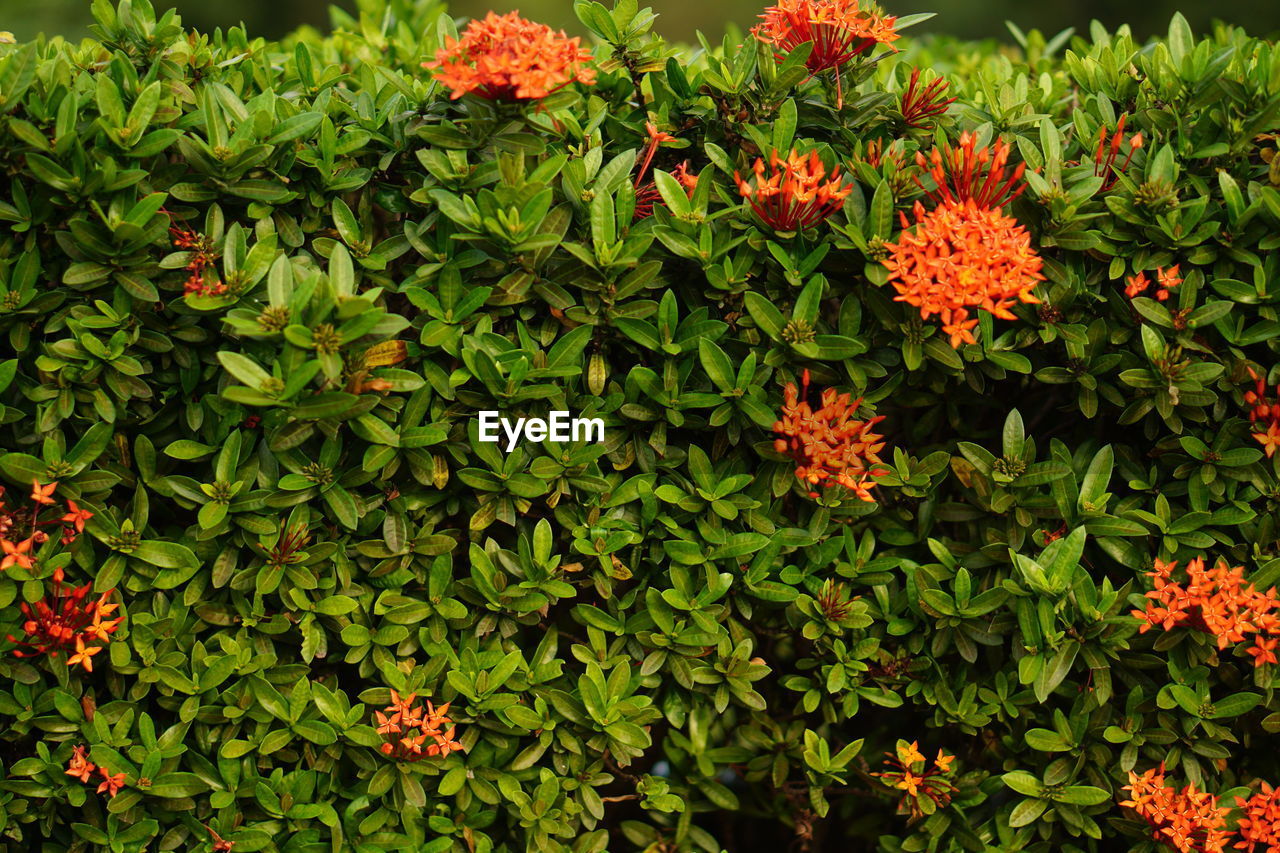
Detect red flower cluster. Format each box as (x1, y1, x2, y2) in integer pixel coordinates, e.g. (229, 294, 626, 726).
(1126, 265, 1182, 301)
(1237, 782, 1280, 853)
(375, 690, 463, 761)
(424, 11, 595, 102)
(883, 133, 1043, 348)
(1093, 114, 1144, 191)
(1, 480, 93, 571)
(8, 567, 123, 671)
(872, 740, 956, 819)
(752, 0, 898, 106)
(773, 369, 888, 501)
(1133, 557, 1278, 668)
(170, 225, 225, 297)
(915, 131, 1028, 209)
(1244, 368, 1280, 458)
(735, 149, 853, 231)
(899, 68, 955, 129)
(66, 746, 127, 798)
(1120, 767, 1232, 853)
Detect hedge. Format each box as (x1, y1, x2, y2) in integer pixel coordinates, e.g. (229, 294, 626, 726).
(1, 0, 1280, 851)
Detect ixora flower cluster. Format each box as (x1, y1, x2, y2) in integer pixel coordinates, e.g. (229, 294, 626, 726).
(1, 482, 119, 671)
(773, 369, 889, 501)
(752, 0, 899, 106)
(882, 133, 1045, 348)
(1245, 368, 1280, 457)
(1120, 767, 1280, 853)
(65, 746, 127, 798)
(872, 741, 957, 819)
(735, 149, 854, 232)
(424, 10, 595, 101)
(1133, 557, 1278, 667)
(374, 690, 463, 761)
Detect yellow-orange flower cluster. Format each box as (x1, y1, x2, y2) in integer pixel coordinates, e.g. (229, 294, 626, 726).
(1126, 265, 1182, 302)
(1245, 368, 1280, 458)
(752, 0, 897, 106)
(1133, 557, 1278, 668)
(735, 149, 853, 231)
(882, 199, 1044, 348)
(375, 690, 463, 761)
(424, 11, 595, 102)
(773, 369, 888, 501)
(872, 740, 956, 819)
(66, 745, 128, 798)
(1120, 767, 1232, 853)
(1237, 782, 1280, 853)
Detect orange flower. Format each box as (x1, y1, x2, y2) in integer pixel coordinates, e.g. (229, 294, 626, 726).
(1255, 423, 1280, 458)
(882, 199, 1044, 348)
(96, 765, 126, 798)
(934, 750, 955, 773)
(773, 369, 888, 501)
(898, 741, 926, 766)
(752, 0, 898, 107)
(424, 11, 595, 102)
(1236, 782, 1280, 853)
(65, 745, 96, 783)
(0, 536, 34, 570)
(1133, 557, 1279, 667)
(735, 149, 853, 231)
(30, 480, 57, 506)
(67, 636, 103, 671)
(1126, 266, 1181, 301)
(1119, 767, 1232, 853)
(60, 500, 93, 533)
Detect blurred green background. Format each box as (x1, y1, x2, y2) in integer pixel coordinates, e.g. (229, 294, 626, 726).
(2, 0, 1278, 46)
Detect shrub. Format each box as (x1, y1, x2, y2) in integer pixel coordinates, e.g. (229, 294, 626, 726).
(1, 1, 1280, 851)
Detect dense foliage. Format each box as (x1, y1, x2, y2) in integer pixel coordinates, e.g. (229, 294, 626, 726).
(1, 1, 1280, 850)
